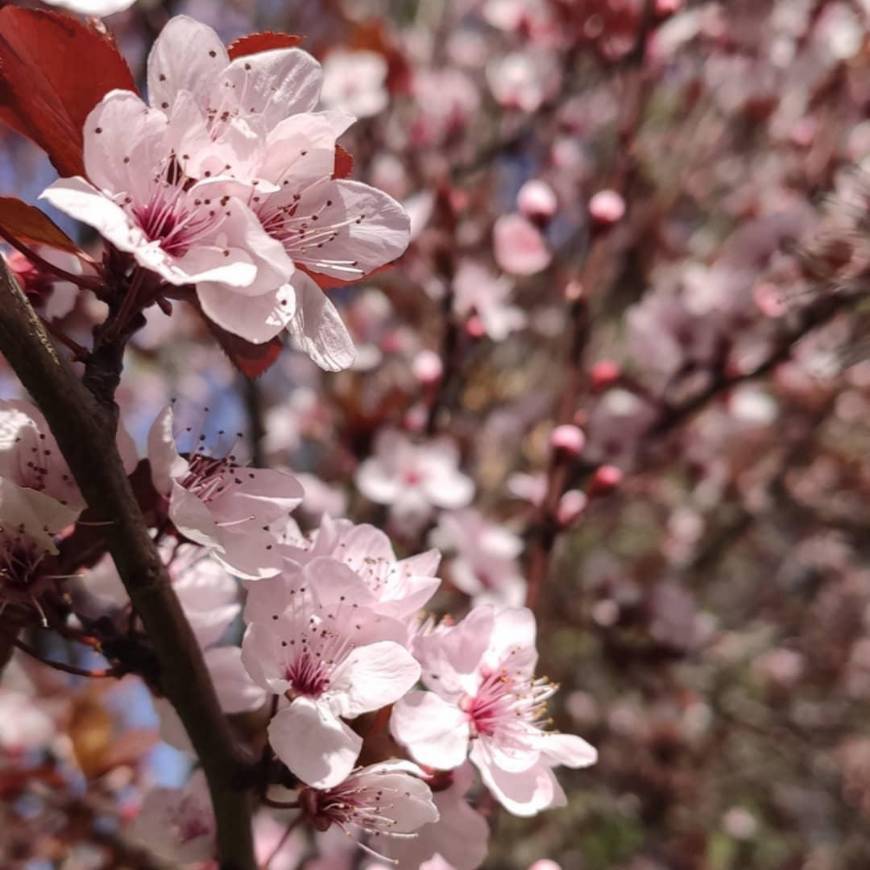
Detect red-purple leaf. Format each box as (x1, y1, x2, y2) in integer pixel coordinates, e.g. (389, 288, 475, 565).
(0, 8, 137, 178)
(227, 31, 302, 59)
(206, 318, 283, 378)
(334, 145, 354, 180)
(0, 196, 80, 254)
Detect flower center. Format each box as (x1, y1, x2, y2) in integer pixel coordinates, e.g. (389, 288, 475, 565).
(130, 178, 227, 258)
(463, 668, 557, 740)
(284, 650, 332, 698)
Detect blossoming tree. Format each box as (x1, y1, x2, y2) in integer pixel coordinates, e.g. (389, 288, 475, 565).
(3, 1, 870, 868)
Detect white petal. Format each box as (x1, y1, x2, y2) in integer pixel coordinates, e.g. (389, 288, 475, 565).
(41, 178, 147, 258)
(83, 91, 168, 204)
(285, 272, 356, 371)
(390, 691, 470, 770)
(168, 481, 223, 550)
(197, 283, 295, 344)
(146, 405, 189, 496)
(284, 180, 410, 279)
(268, 697, 362, 788)
(219, 49, 323, 130)
(148, 16, 228, 113)
(205, 646, 268, 714)
(535, 731, 597, 768)
(470, 742, 561, 817)
(331, 641, 420, 718)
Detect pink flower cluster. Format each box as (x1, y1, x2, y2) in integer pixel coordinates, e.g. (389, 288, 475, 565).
(42, 17, 410, 370)
(112, 404, 595, 866)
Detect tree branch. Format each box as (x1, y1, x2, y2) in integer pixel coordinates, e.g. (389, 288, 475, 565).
(0, 261, 256, 870)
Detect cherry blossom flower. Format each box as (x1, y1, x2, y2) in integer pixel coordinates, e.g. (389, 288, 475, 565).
(431, 510, 526, 607)
(452, 261, 526, 341)
(241, 563, 420, 787)
(383, 764, 489, 870)
(129, 770, 215, 864)
(356, 430, 474, 532)
(298, 761, 438, 850)
(246, 515, 441, 625)
(146, 16, 323, 139)
(321, 50, 390, 118)
(493, 214, 552, 276)
(391, 606, 597, 816)
(141, 17, 409, 368)
(42, 90, 293, 312)
(147, 405, 303, 579)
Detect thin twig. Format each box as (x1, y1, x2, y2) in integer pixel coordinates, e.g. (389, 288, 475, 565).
(12, 636, 120, 679)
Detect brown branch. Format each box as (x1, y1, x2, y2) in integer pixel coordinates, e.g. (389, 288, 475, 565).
(0, 261, 256, 870)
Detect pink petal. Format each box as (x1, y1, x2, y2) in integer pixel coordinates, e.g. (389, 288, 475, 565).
(390, 691, 470, 770)
(268, 697, 362, 788)
(493, 213, 551, 276)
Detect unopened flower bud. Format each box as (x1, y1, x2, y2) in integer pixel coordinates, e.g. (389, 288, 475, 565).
(466, 314, 486, 338)
(413, 349, 443, 384)
(550, 424, 585, 456)
(590, 360, 621, 390)
(590, 464, 623, 494)
(589, 189, 625, 225)
(518, 179, 558, 222)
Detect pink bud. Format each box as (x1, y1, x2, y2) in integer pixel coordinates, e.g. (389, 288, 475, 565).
(517, 179, 558, 221)
(589, 189, 625, 225)
(564, 280, 584, 302)
(655, 0, 682, 14)
(465, 315, 486, 338)
(412, 350, 443, 384)
(404, 404, 427, 432)
(550, 424, 586, 456)
(591, 360, 621, 390)
(557, 490, 587, 526)
(590, 464, 623, 494)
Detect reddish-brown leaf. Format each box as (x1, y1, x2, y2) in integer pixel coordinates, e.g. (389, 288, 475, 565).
(0, 196, 79, 254)
(227, 31, 302, 59)
(334, 145, 354, 180)
(206, 318, 283, 378)
(0, 8, 137, 178)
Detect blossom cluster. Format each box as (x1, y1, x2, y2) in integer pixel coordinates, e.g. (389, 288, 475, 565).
(0, 398, 594, 867)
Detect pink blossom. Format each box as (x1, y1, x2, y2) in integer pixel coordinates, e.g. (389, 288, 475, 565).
(42, 91, 292, 297)
(356, 430, 474, 532)
(486, 51, 560, 113)
(391, 606, 597, 816)
(453, 261, 526, 341)
(493, 214, 552, 276)
(298, 761, 438, 848)
(431, 510, 526, 607)
(147, 405, 303, 579)
(383, 764, 489, 870)
(242, 565, 420, 787)
(129, 770, 215, 864)
(321, 50, 389, 119)
(246, 515, 441, 625)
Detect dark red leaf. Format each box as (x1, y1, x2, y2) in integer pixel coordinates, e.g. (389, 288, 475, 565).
(206, 318, 283, 378)
(0, 8, 137, 178)
(227, 31, 302, 59)
(334, 145, 354, 179)
(0, 196, 79, 254)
